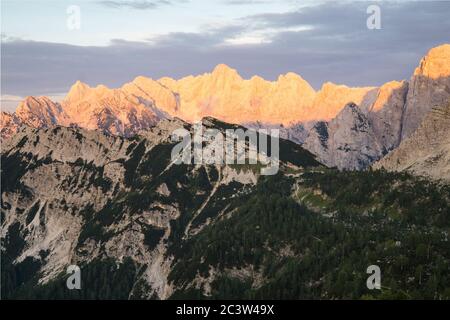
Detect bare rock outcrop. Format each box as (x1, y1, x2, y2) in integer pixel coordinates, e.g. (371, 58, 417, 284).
(1, 112, 22, 140)
(303, 103, 383, 170)
(301, 45, 449, 170)
(401, 44, 450, 139)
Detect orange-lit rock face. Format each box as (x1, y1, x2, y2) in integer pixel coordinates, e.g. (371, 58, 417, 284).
(123, 76, 179, 115)
(11, 81, 168, 137)
(413, 44, 450, 79)
(0, 64, 388, 134)
(0, 112, 22, 139)
(307, 82, 376, 122)
(158, 64, 317, 125)
(15, 96, 69, 127)
(62, 82, 164, 134)
(370, 81, 406, 112)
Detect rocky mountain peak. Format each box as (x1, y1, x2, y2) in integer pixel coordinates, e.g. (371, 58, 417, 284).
(17, 96, 55, 110)
(0, 112, 22, 140)
(209, 63, 243, 86)
(14, 96, 67, 128)
(66, 80, 92, 101)
(276, 72, 315, 92)
(401, 44, 450, 140)
(414, 44, 450, 79)
(303, 102, 383, 170)
(211, 63, 240, 77)
(369, 80, 407, 113)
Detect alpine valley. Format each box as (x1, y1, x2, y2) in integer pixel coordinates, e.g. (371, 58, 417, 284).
(1, 45, 450, 300)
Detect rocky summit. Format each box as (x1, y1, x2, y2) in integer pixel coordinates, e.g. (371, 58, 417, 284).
(303, 45, 450, 170)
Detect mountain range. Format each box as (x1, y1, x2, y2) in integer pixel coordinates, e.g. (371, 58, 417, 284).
(1, 44, 450, 300)
(2, 44, 449, 175)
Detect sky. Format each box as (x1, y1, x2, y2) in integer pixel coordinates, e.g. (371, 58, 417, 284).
(1, 0, 450, 111)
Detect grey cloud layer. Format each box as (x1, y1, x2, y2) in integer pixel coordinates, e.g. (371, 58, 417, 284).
(2, 1, 449, 98)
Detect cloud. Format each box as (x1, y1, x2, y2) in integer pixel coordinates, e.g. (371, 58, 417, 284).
(149, 24, 246, 47)
(2, 1, 449, 99)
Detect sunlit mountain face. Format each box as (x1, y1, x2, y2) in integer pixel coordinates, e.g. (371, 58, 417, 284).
(2, 44, 450, 171)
